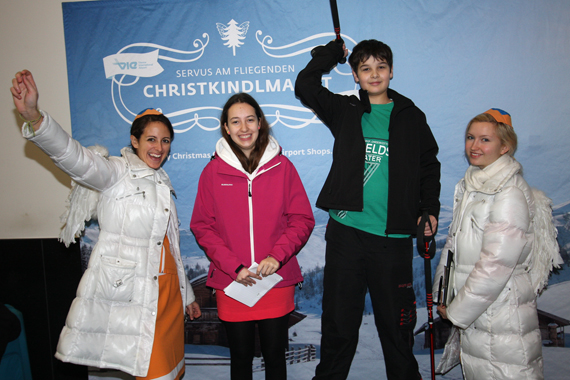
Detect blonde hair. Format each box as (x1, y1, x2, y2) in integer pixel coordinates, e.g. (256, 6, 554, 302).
(465, 112, 517, 156)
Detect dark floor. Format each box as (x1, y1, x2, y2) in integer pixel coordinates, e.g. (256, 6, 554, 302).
(0, 238, 87, 380)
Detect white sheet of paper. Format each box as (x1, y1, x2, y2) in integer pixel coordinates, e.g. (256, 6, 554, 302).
(223, 262, 283, 307)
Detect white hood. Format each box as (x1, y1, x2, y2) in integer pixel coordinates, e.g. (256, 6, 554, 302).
(215, 135, 281, 178)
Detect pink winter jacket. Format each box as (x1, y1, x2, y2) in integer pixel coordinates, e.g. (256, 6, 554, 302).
(190, 136, 315, 290)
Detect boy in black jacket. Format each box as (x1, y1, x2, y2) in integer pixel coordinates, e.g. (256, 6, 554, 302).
(295, 39, 441, 380)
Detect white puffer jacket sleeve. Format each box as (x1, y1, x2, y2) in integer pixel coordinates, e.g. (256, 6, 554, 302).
(23, 111, 123, 191)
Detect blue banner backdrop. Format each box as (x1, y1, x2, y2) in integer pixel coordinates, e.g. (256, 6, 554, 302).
(63, 0, 570, 305)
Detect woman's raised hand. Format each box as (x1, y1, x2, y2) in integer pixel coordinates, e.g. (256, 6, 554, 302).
(10, 70, 41, 122)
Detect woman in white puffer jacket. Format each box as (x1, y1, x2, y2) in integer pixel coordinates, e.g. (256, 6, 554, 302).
(434, 109, 543, 379)
(11, 70, 201, 379)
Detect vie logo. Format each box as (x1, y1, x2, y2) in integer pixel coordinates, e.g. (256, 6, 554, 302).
(103, 50, 163, 79)
(113, 58, 137, 70)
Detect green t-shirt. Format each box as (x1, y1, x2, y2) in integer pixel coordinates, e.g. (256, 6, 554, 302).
(330, 102, 409, 238)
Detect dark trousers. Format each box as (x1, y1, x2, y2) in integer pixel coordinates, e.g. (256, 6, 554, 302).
(222, 313, 289, 380)
(314, 218, 421, 380)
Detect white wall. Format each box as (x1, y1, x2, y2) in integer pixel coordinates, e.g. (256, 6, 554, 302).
(1, 0, 84, 238)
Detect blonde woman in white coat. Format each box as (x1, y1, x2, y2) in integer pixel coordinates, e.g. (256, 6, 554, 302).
(434, 109, 543, 379)
(11, 70, 201, 380)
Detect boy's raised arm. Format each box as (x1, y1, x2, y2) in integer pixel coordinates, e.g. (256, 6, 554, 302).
(295, 41, 347, 130)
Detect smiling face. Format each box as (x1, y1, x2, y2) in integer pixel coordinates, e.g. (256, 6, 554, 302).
(352, 56, 393, 104)
(465, 121, 509, 169)
(130, 121, 172, 169)
(224, 102, 260, 158)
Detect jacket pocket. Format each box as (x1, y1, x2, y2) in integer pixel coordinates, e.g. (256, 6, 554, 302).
(115, 190, 146, 201)
(95, 256, 137, 303)
(470, 217, 484, 232)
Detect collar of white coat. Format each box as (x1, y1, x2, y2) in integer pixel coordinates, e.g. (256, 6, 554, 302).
(121, 146, 176, 196)
(215, 135, 281, 179)
(464, 154, 521, 194)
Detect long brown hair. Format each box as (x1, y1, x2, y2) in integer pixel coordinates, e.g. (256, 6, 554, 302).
(220, 93, 271, 173)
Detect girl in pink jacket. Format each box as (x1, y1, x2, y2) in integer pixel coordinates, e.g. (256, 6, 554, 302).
(190, 93, 314, 380)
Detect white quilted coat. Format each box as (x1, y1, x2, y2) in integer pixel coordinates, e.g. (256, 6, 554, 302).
(24, 112, 195, 376)
(433, 155, 543, 380)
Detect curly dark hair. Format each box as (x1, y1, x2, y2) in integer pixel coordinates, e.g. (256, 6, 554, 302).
(129, 112, 174, 155)
(349, 39, 393, 73)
